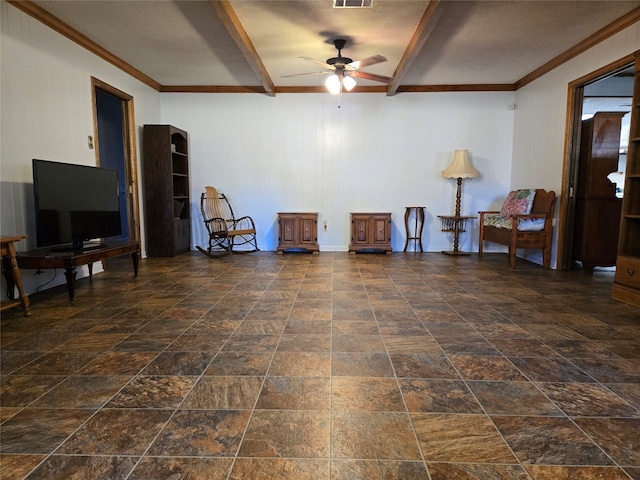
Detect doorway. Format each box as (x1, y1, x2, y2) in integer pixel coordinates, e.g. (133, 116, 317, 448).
(91, 78, 140, 244)
(558, 57, 634, 270)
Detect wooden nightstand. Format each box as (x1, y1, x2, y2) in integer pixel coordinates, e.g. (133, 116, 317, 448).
(349, 213, 392, 254)
(277, 213, 319, 254)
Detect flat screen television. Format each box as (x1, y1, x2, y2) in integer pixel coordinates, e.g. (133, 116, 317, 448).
(32, 159, 122, 251)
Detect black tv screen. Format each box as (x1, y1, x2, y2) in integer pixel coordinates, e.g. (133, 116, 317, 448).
(32, 159, 122, 250)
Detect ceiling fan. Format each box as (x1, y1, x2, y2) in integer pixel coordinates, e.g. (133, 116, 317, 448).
(285, 39, 392, 94)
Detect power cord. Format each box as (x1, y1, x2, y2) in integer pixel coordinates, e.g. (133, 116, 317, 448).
(35, 269, 58, 292)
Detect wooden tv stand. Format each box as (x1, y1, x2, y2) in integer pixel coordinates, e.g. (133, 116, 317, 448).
(16, 241, 139, 303)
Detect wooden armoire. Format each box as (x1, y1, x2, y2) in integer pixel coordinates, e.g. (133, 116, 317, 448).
(573, 112, 625, 271)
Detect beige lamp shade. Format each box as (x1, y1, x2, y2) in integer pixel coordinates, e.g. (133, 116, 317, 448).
(441, 150, 480, 179)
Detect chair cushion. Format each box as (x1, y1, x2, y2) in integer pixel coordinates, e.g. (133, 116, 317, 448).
(484, 214, 545, 231)
(500, 189, 536, 217)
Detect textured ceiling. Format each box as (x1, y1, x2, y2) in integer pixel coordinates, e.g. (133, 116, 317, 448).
(20, 0, 640, 94)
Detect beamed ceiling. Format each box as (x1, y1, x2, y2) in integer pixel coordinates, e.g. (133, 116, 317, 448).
(9, 0, 640, 96)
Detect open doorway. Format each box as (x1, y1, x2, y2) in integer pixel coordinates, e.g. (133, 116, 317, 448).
(558, 58, 634, 271)
(91, 78, 141, 244)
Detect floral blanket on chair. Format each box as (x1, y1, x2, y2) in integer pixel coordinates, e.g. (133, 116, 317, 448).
(483, 189, 545, 231)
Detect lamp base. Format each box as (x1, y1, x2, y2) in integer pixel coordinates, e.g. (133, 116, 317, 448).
(441, 250, 471, 256)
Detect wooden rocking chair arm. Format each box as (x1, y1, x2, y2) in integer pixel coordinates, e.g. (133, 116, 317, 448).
(204, 217, 229, 235)
(233, 215, 255, 223)
(229, 215, 257, 228)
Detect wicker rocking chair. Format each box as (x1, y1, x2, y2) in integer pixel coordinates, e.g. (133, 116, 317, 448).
(197, 186, 258, 256)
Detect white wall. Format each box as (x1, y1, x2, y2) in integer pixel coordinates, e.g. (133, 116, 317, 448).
(161, 91, 515, 253)
(1, 1, 161, 296)
(512, 22, 640, 266)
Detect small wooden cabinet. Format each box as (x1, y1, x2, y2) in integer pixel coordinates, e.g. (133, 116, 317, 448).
(349, 213, 392, 254)
(277, 213, 319, 254)
(142, 125, 191, 257)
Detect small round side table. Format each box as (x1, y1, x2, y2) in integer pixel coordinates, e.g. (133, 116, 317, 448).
(403, 206, 425, 252)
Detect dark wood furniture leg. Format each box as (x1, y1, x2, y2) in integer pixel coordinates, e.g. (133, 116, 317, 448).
(131, 251, 139, 276)
(66, 250, 137, 303)
(1, 235, 31, 316)
(64, 267, 77, 303)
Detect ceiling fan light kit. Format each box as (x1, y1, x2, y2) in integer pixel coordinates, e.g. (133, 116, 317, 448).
(325, 74, 342, 94)
(287, 38, 391, 95)
(325, 69, 358, 95)
(342, 75, 357, 91)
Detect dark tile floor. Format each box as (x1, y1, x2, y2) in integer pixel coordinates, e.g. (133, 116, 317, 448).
(1, 251, 639, 480)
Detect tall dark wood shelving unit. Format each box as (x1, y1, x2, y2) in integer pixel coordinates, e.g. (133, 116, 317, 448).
(142, 125, 191, 257)
(613, 53, 640, 308)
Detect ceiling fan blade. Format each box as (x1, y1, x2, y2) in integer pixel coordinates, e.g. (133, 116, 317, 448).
(282, 71, 330, 78)
(348, 55, 387, 70)
(351, 70, 392, 84)
(300, 56, 332, 68)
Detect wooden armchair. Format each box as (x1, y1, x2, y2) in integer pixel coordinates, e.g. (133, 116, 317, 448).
(478, 189, 556, 268)
(197, 186, 258, 256)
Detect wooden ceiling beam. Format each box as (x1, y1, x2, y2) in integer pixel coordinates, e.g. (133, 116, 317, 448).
(210, 0, 276, 97)
(386, 0, 443, 96)
(515, 6, 640, 89)
(7, 0, 162, 91)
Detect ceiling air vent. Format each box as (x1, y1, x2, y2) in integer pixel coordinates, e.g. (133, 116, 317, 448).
(333, 0, 373, 7)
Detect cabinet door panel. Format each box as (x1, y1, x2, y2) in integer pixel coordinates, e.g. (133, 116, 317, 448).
(300, 218, 315, 243)
(281, 218, 296, 244)
(372, 218, 388, 244)
(354, 219, 369, 244)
